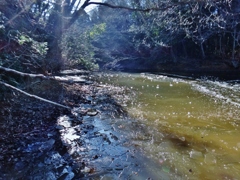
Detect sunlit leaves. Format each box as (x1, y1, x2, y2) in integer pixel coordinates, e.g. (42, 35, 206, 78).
(32, 42, 48, 56)
(18, 35, 32, 45)
(60, 19, 99, 70)
(89, 23, 106, 39)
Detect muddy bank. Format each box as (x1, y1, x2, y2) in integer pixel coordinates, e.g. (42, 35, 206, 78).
(0, 72, 167, 179)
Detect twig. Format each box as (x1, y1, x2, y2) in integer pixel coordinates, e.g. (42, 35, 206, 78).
(0, 81, 71, 110)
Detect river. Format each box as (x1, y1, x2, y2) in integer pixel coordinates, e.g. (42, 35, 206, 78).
(95, 72, 240, 180)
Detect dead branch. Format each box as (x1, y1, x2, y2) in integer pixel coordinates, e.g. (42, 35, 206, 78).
(0, 66, 88, 83)
(0, 80, 71, 110)
(87, 2, 174, 12)
(0, 65, 49, 79)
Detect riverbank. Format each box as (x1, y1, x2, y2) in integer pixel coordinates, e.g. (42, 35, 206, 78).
(0, 72, 146, 179)
(105, 58, 240, 80)
(3, 70, 239, 179)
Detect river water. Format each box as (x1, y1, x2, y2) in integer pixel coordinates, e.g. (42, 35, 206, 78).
(96, 72, 240, 180)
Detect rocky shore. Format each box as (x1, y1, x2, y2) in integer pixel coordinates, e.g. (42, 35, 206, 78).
(0, 72, 145, 179)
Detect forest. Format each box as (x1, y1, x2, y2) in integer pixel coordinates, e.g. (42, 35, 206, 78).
(1, 0, 240, 75)
(0, 0, 240, 179)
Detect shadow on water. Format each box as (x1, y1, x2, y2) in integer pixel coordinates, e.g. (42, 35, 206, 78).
(122, 69, 240, 81)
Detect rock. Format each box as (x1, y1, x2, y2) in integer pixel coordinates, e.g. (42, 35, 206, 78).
(83, 115, 91, 121)
(66, 172, 75, 180)
(39, 139, 55, 152)
(81, 167, 91, 173)
(110, 133, 118, 141)
(87, 110, 98, 116)
(92, 155, 99, 159)
(47, 133, 54, 137)
(14, 161, 27, 171)
(44, 152, 66, 168)
(79, 104, 93, 109)
(59, 166, 75, 180)
(59, 121, 71, 128)
(86, 95, 93, 102)
(55, 125, 64, 130)
(61, 128, 79, 143)
(24, 142, 42, 153)
(46, 172, 56, 180)
(57, 115, 72, 128)
(38, 162, 44, 167)
(64, 132, 79, 141)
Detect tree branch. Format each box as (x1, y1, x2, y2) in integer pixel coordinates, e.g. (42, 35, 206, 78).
(87, 2, 174, 12)
(0, 81, 71, 110)
(65, 1, 175, 31)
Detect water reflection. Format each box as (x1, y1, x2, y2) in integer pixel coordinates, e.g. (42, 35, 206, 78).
(97, 72, 240, 180)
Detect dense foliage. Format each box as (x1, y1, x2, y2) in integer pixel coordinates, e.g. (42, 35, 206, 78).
(90, 0, 240, 70)
(1, 0, 240, 75)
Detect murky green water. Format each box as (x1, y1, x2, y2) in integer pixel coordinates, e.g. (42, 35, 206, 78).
(97, 72, 240, 180)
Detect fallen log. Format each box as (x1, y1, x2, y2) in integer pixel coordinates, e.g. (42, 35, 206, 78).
(0, 81, 71, 110)
(0, 66, 49, 79)
(0, 66, 89, 83)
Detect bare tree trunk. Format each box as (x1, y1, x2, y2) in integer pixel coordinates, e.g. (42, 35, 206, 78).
(45, 34, 63, 73)
(44, 0, 64, 73)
